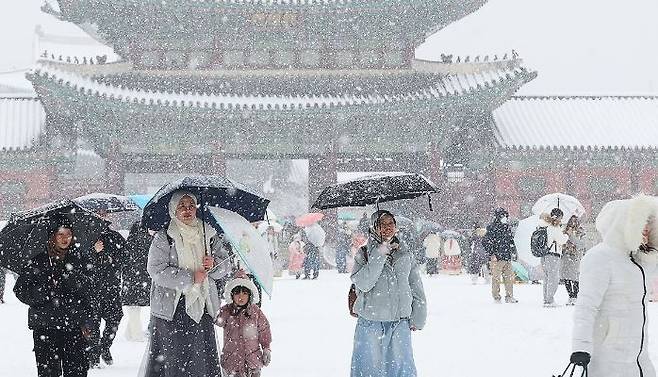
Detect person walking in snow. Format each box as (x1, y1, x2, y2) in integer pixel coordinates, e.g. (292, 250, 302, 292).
(539, 208, 569, 307)
(141, 191, 233, 377)
(561, 215, 585, 306)
(216, 270, 272, 377)
(287, 233, 306, 279)
(83, 211, 127, 368)
(571, 195, 658, 376)
(122, 221, 154, 341)
(350, 210, 426, 377)
(482, 208, 518, 303)
(336, 224, 351, 273)
(302, 232, 321, 280)
(441, 234, 463, 274)
(467, 226, 490, 284)
(14, 220, 94, 377)
(422, 231, 442, 275)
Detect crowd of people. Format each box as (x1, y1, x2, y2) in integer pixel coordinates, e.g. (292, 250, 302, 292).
(5, 190, 658, 377)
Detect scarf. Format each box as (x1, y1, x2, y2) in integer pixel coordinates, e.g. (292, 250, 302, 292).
(167, 191, 216, 323)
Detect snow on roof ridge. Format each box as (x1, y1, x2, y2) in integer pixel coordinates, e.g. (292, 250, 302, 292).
(31, 63, 528, 110)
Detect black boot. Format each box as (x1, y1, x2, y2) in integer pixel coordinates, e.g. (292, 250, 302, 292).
(101, 349, 113, 366)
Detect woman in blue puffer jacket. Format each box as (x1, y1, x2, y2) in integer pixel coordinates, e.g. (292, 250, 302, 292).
(350, 210, 427, 377)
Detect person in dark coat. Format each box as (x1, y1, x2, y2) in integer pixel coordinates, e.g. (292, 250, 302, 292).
(467, 226, 490, 284)
(84, 215, 127, 368)
(302, 233, 321, 280)
(122, 221, 154, 341)
(14, 222, 94, 377)
(482, 208, 518, 303)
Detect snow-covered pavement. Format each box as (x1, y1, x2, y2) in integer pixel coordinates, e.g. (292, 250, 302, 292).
(2, 271, 657, 376)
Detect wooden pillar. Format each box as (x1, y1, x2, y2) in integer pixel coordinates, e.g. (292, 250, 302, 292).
(105, 142, 125, 194)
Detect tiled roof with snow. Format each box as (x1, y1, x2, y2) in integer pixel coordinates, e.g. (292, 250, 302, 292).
(493, 96, 658, 149)
(0, 97, 45, 151)
(30, 63, 532, 110)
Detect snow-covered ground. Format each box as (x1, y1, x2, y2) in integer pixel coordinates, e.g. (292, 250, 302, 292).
(2, 271, 658, 376)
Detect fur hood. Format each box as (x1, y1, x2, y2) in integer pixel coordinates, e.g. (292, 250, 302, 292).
(224, 276, 261, 305)
(595, 194, 658, 252)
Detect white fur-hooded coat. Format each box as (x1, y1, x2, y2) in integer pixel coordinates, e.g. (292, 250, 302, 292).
(572, 195, 658, 377)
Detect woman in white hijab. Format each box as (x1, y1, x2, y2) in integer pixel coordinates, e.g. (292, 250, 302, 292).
(571, 194, 658, 377)
(141, 191, 233, 377)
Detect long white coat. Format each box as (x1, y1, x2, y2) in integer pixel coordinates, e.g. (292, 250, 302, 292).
(573, 195, 658, 377)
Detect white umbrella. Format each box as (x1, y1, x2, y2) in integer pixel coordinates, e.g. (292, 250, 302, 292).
(208, 207, 274, 298)
(514, 215, 542, 267)
(304, 223, 326, 248)
(532, 193, 586, 222)
(257, 221, 283, 234)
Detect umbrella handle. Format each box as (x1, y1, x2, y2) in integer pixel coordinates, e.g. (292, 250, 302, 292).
(200, 192, 209, 257)
(427, 194, 433, 211)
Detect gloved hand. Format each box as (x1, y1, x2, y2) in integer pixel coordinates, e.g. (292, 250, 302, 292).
(570, 351, 590, 367)
(262, 349, 271, 366)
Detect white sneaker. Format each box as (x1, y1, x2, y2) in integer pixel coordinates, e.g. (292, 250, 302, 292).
(543, 301, 560, 308)
(566, 297, 576, 306)
(505, 296, 518, 304)
(494, 298, 502, 304)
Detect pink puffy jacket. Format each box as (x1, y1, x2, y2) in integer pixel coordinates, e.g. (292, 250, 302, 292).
(288, 240, 306, 272)
(216, 303, 272, 374)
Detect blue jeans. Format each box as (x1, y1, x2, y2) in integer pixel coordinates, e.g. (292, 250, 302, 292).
(351, 318, 417, 377)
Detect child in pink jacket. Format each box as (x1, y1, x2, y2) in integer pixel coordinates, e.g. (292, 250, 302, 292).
(216, 271, 272, 377)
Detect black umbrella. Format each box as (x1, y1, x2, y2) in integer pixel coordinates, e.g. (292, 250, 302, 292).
(74, 193, 139, 213)
(312, 173, 438, 210)
(141, 175, 270, 232)
(0, 200, 110, 274)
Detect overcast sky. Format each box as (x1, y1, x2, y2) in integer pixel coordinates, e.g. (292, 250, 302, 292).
(2, 0, 657, 95)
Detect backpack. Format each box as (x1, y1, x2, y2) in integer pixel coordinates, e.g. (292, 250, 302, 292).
(531, 226, 551, 257)
(348, 246, 368, 318)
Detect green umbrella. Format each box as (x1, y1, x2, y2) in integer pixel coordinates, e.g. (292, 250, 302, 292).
(511, 261, 529, 281)
(337, 212, 357, 221)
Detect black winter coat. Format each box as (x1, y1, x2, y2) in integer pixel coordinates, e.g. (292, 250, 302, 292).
(83, 229, 127, 312)
(121, 223, 153, 306)
(14, 252, 94, 330)
(482, 221, 517, 262)
(303, 243, 321, 269)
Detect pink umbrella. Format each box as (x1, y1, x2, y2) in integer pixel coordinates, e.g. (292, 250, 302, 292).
(295, 212, 324, 227)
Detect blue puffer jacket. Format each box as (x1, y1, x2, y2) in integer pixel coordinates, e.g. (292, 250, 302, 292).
(351, 237, 427, 329)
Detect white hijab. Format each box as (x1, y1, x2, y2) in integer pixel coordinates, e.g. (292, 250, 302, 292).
(167, 191, 216, 323)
